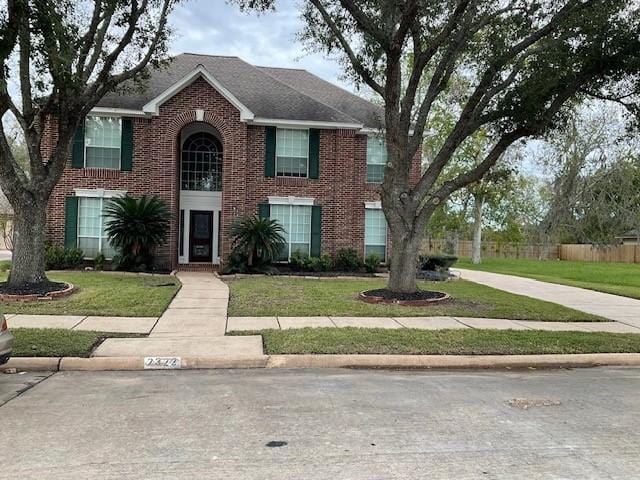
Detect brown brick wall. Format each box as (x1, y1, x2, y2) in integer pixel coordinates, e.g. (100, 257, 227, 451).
(46, 76, 423, 269)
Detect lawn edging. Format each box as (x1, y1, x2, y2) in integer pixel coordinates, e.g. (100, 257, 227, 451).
(4, 352, 640, 372)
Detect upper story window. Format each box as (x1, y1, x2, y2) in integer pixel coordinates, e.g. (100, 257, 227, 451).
(85, 116, 122, 169)
(276, 128, 309, 177)
(181, 132, 223, 191)
(366, 136, 387, 183)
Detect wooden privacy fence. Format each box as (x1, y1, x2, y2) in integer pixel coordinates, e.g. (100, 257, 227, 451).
(559, 244, 640, 263)
(421, 238, 559, 261)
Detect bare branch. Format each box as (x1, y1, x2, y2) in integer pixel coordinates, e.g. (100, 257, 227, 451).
(309, 0, 385, 96)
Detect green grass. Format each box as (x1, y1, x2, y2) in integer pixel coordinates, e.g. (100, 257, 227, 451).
(232, 327, 640, 355)
(0, 271, 180, 316)
(225, 277, 603, 321)
(457, 257, 640, 299)
(11, 328, 142, 357)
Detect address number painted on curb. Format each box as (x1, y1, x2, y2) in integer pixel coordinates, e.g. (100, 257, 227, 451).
(144, 357, 182, 369)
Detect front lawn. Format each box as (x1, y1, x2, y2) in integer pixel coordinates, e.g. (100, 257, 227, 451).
(457, 258, 640, 299)
(11, 328, 142, 357)
(1, 272, 180, 317)
(232, 328, 640, 355)
(225, 277, 603, 321)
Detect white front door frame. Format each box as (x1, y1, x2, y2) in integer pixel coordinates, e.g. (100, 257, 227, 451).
(179, 190, 222, 264)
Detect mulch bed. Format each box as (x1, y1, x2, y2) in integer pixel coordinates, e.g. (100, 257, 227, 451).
(360, 288, 449, 306)
(0, 281, 75, 302)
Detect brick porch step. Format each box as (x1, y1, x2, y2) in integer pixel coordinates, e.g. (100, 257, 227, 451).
(176, 263, 219, 272)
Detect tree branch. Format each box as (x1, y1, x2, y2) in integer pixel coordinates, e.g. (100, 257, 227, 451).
(309, 0, 384, 96)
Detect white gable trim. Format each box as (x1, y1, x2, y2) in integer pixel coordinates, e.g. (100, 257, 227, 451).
(142, 65, 255, 121)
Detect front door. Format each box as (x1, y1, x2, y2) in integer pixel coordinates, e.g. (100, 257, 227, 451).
(189, 210, 213, 262)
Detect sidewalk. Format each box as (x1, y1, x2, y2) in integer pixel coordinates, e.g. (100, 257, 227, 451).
(457, 268, 640, 327)
(226, 316, 640, 333)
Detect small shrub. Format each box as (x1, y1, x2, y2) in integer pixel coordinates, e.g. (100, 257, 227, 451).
(289, 250, 308, 270)
(419, 253, 458, 272)
(335, 248, 363, 272)
(317, 253, 333, 271)
(93, 252, 106, 271)
(302, 256, 322, 272)
(364, 253, 381, 273)
(45, 245, 84, 270)
(223, 247, 277, 274)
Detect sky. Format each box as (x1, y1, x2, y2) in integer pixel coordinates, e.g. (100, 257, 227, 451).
(169, 0, 350, 89)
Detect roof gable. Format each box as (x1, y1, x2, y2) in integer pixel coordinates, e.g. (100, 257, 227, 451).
(96, 54, 381, 129)
(142, 64, 254, 120)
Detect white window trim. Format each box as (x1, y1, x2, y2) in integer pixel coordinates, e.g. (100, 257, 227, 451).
(275, 127, 310, 178)
(76, 197, 111, 260)
(74, 189, 126, 260)
(364, 205, 388, 263)
(268, 198, 314, 260)
(268, 196, 315, 206)
(74, 188, 127, 198)
(84, 116, 122, 170)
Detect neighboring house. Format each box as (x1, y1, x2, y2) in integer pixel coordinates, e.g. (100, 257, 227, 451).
(44, 53, 421, 270)
(616, 229, 640, 245)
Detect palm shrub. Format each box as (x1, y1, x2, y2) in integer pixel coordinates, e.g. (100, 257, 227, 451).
(104, 195, 170, 271)
(227, 215, 286, 273)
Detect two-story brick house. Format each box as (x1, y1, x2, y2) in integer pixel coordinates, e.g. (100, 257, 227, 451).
(45, 53, 421, 270)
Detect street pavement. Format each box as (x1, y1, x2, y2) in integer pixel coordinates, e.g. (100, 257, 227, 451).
(1, 367, 639, 479)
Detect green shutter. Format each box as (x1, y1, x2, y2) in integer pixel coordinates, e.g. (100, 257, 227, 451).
(120, 117, 133, 171)
(71, 121, 85, 168)
(265, 126, 276, 177)
(258, 203, 270, 219)
(311, 205, 322, 257)
(309, 128, 320, 179)
(64, 196, 79, 248)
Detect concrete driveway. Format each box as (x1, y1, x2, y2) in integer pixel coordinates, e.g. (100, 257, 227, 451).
(1, 368, 639, 479)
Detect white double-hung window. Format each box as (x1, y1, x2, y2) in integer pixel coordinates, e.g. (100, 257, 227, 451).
(76, 190, 123, 258)
(269, 197, 313, 260)
(276, 128, 309, 177)
(364, 204, 387, 261)
(366, 136, 387, 183)
(85, 116, 122, 169)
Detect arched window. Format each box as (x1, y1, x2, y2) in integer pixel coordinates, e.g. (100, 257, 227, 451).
(181, 132, 223, 191)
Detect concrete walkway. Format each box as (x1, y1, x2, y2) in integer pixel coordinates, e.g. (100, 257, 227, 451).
(457, 268, 640, 327)
(227, 316, 640, 333)
(92, 272, 263, 358)
(7, 314, 158, 334)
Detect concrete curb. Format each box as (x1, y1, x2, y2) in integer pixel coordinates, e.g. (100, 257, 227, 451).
(266, 353, 640, 369)
(4, 357, 62, 371)
(4, 353, 640, 372)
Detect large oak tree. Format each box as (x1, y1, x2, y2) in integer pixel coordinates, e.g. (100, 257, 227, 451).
(0, 0, 180, 287)
(239, 0, 640, 292)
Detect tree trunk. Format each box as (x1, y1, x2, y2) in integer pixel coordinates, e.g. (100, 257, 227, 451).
(7, 201, 48, 286)
(471, 195, 484, 264)
(387, 225, 422, 293)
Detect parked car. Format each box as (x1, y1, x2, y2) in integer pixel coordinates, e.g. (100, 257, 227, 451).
(0, 313, 13, 365)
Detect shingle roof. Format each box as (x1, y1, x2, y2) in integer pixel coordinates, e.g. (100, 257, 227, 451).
(97, 53, 383, 128)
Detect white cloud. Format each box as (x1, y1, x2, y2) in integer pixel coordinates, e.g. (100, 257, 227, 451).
(169, 0, 352, 90)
